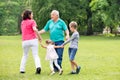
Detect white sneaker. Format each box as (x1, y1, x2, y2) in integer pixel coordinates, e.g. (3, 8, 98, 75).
(50, 71, 55, 75)
(59, 69, 63, 75)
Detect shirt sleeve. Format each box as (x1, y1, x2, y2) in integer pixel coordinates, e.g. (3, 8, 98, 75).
(43, 21, 50, 31)
(62, 33, 77, 45)
(61, 20, 68, 31)
(32, 20, 37, 28)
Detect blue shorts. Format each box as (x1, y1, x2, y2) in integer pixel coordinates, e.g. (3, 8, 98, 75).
(68, 48, 77, 61)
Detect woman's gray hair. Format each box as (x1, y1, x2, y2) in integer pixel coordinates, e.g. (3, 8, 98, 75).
(51, 10, 59, 17)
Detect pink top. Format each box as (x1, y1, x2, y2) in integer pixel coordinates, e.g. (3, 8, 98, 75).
(21, 19, 37, 41)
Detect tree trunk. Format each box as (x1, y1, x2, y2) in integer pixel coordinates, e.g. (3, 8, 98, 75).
(18, 15, 22, 34)
(86, 0, 93, 35)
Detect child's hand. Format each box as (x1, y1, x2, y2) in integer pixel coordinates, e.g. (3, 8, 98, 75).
(60, 45, 64, 48)
(61, 44, 64, 47)
(39, 42, 42, 45)
(39, 39, 42, 43)
(40, 43, 46, 48)
(38, 37, 42, 43)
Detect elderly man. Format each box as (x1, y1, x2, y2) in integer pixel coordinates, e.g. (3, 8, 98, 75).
(39, 10, 69, 71)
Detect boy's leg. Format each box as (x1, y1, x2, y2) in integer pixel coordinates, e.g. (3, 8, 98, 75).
(69, 48, 81, 74)
(69, 48, 78, 74)
(70, 60, 76, 71)
(71, 60, 78, 68)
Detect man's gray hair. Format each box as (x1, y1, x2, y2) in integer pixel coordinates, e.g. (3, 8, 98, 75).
(51, 10, 59, 17)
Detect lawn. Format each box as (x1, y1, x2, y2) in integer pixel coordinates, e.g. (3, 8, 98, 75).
(0, 34, 120, 80)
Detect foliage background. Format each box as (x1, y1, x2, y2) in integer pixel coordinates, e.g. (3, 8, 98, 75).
(0, 0, 120, 35)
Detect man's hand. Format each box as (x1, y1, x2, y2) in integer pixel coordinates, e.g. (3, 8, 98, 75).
(66, 35, 69, 40)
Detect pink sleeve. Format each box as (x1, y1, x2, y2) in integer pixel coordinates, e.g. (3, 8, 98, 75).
(32, 20, 37, 28)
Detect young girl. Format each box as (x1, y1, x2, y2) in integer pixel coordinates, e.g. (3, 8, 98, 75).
(62, 21, 81, 74)
(40, 39, 63, 75)
(20, 10, 42, 74)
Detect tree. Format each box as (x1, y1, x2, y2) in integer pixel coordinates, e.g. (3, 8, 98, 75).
(90, 0, 120, 33)
(1, 0, 120, 35)
(32, 0, 81, 30)
(86, 0, 93, 35)
(0, 0, 20, 35)
(0, 0, 32, 35)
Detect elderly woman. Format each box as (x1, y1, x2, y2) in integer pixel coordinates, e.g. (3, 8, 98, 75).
(39, 10, 69, 71)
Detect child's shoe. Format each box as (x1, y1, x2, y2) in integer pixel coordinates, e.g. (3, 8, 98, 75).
(50, 71, 55, 75)
(59, 69, 63, 75)
(69, 71, 76, 74)
(76, 66, 81, 74)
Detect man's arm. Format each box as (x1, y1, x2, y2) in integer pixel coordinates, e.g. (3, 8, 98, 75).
(65, 29, 70, 40)
(38, 29, 46, 34)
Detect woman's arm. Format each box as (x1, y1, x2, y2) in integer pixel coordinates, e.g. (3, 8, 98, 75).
(33, 26, 42, 42)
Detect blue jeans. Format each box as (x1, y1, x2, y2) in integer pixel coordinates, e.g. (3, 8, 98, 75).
(68, 48, 77, 61)
(54, 41, 64, 71)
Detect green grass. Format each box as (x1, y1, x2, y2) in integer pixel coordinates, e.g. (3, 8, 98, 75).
(0, 34, 120, 80)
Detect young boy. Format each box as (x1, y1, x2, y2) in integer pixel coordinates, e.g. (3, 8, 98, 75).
(62, 21, 81, 74)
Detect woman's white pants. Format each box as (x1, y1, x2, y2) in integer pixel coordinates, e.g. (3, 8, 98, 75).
(20, 39, 41, 71)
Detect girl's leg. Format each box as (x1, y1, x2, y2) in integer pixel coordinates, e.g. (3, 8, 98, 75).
(54, 59, 63, 75)
(49, 60, 54, 71)
(20, 42, 30, 72)
(31, 39, 41, 68)
(49, 60, 56, 75)
(54, 59, 61, 70)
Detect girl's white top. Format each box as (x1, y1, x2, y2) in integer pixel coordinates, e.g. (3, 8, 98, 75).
(45, 45, 58, 60)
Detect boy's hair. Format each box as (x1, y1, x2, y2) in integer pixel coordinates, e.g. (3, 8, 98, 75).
(45, 39, 54, 45)
(22, 9, 32, 20)
(69, 21, 78, 29)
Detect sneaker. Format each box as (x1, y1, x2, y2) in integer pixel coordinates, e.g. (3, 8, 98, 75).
(36, 67, 41, 74)
(69, 71, 76, 74)
(50, 71, 55, 75)
(59, 69, 63, 75)
(20, 71, 25, 74)
(76, 66, 81, 74)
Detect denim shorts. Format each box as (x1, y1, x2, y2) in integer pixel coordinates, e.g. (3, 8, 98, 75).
(68, 48, 77, 61)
